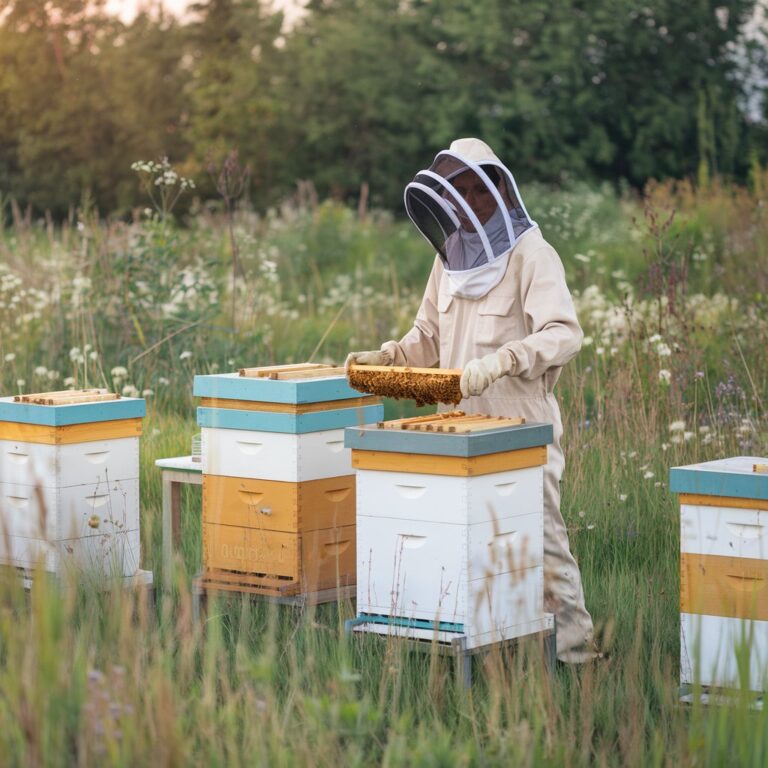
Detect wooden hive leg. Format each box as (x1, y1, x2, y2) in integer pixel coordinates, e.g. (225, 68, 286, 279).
(452, 636, 472, 690)
(543, 617, 558, 676)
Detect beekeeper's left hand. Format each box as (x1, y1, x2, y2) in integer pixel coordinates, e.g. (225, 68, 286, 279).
(460, 350, 516, 398)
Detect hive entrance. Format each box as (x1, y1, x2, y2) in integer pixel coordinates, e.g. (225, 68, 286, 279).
(347, 365, 462, 407)
(14, 389, 120, 405)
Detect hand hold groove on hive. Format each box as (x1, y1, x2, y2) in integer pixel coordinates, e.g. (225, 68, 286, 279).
(347, 365, 463, 407)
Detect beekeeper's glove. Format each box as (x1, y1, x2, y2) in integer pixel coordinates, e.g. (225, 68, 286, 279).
(345, 348, 394, 371)
(460, 350, 516, 398)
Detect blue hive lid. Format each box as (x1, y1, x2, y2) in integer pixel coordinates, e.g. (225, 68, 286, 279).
(344, 420, 553, 458)
(193, 371, 371, 405)
(669, 456, 768, 501)
(0, 396, 146, 426)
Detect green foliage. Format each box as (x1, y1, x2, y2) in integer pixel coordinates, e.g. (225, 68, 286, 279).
(0, 0, 765, 214)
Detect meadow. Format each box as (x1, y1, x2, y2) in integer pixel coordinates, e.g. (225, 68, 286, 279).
(0, 170, 766, 766)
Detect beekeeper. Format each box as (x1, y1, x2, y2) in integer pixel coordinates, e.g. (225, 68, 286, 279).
(346, 138, 596, 663)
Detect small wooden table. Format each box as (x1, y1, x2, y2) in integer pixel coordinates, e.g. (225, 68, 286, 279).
(155, 456, 203, 588)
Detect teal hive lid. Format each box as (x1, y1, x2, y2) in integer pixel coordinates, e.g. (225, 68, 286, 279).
(193, 372, 371, 405)
(0, 396, 146, 426)
(344, 421, 553, 458)
(669, 456, 768, 501)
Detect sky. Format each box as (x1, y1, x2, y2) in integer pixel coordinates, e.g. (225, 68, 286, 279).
(104, 0, 305, 24)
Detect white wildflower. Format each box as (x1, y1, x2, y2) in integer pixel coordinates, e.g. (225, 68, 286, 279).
(64, 376, 75, 386)
(644, 471, 655, 479)
(684, 431, 695, 441)
(4, 353, 15, 362)
(658, 369, 672, 384)
(16, 379, 25, 388)
(111, 366, 128, 379)
(619, 494, 628, 502)
(179, 350, 192, 361)
(122, 384, 139, 398)
(669, 420, 686, 432)
(141, 389, 154, 397)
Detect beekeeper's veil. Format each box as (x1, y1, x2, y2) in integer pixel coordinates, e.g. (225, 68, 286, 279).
(404, 138, 537, 299)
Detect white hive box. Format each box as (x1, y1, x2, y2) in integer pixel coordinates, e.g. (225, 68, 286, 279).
(671, 456, 768, 692)
(193, 365, 383, 599)
(0, 393, 145, 578)
(347, 415, 553, 650)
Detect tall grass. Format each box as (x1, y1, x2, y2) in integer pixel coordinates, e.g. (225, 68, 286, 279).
(0, 178, 766, 765)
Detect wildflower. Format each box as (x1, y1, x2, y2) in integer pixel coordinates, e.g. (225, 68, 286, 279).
(586, 523, 596, 530)
(4, 353, 15, 362)
(89, 351, 98, 361)
(151, 428, 161, 437)
(658, 369, 671, 384)
(670, 434, 683, 444)
(649, 333, 662, 344)
(64, 376, 75, 386)
(628, 451, 638, 459)
(684, 431, 695, 441)
(643, 471, 655, 479)
(111, 366, 128, 379)
(695, 371, 705, 379)
(656, 342, 672, 357)
(141, 389, 154, 397)
(122, 384, 139, 398)
(619, 494, 628, 502)
(16, 379, 25, 388)
(661, 442, 670, 451)
(158, 377, 169, 386)
(179, 350, 192, 361)
(669, 420, 686, 432)
(34, 366, 48, 376)
(47, 370, 59, 381)
(596, 346, 605, 355)
(574, 253, 590, 263)
(654, 481, 663, 488)
(578, 510, 586, 518)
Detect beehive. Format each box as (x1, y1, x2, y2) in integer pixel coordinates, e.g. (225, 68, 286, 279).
(347, 365, 462, 407)
(671, 456, 768, 692)
(345, 413, 554, 649)
(193, 365, 383, 598)
(0, 391, 145, 579)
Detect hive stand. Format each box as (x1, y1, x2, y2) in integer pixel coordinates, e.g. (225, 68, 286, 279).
(671, 455, 768, 705)
(0, 393, 148, 586)
(192, 367, 383, 606)
(344, 416, 557, 687)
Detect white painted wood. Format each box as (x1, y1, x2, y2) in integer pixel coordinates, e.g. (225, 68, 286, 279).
(202, 427, 353, 482)
(0, 438, 139, 489)
(0, 478, 139, 541)
(681, 612, 768, 692)
(357, 515, 468, 623)
(681, 504, 768, 560)
(468, 567, 544, 641)
(467, 513, 543, 577)
(356, 466, 543, 526)
(0, 529, 140, 577)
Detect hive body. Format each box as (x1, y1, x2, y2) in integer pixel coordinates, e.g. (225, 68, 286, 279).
(194, 370, 382, 598)
(0, 396, 145, 579)
(347, 417, 554, 649)
(671, 456, 768, 692)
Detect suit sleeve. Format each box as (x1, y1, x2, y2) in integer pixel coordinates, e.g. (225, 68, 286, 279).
(380, 257, 441, 368)
(502, 245, 583, 380)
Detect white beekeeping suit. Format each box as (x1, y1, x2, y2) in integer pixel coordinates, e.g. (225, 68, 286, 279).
(348, 137, 595, 662)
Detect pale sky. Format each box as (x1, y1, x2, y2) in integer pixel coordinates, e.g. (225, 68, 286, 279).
(105, 0, 305, 24)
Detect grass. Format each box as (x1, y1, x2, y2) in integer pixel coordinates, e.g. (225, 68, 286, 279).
(0, 175, 767, 765)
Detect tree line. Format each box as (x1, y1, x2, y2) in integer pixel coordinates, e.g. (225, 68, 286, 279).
(0, 0, 766, 217)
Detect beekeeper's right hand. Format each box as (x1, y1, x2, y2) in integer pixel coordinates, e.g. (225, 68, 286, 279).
(344, 349, 394, 371)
